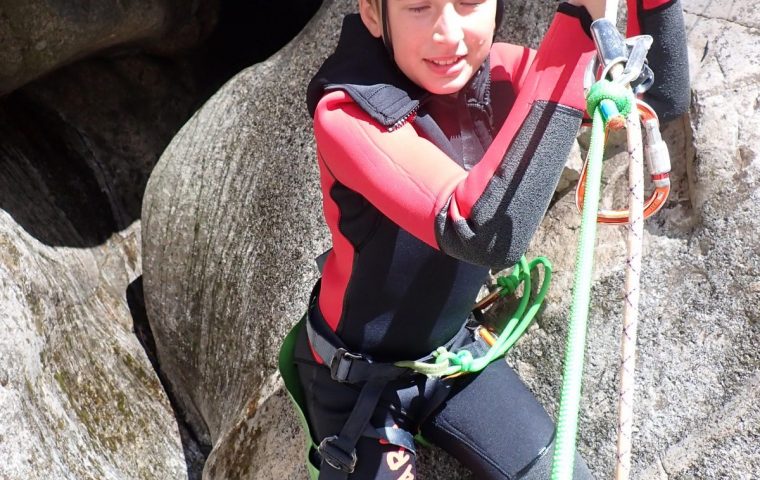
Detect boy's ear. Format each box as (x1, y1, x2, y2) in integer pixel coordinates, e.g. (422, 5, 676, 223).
(359, 0, 384, 38)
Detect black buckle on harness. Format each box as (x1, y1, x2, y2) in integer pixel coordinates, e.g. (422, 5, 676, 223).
(318, 435, 358, 473)
(330, 348, 363, 383)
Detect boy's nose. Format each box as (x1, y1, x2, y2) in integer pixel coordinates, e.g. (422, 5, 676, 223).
(432, 4, 465, 45)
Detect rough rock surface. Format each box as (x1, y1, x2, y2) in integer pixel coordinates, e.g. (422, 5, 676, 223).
(141, 2, 341, 476)
(0, 0, 219, 95)
(141, 0, 759, 479)
(516, 1, 760, 477)
(0, 54, 206, 480)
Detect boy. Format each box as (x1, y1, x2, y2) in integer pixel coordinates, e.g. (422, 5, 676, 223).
(291, 0, 688, 478)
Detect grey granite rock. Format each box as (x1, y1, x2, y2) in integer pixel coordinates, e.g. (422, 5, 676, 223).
(523, 2, 760, 478)
(142, 1, 347, 476)
(0, 54, 206, 480)
(0, 0, 218, 95)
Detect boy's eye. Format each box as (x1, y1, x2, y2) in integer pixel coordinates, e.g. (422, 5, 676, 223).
(408, 5, 430, 13)
(405, 1, 484, 14)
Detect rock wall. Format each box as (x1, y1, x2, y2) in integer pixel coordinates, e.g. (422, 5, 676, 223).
(142, 0, 760, 478)
(1, 2, 324, 479)
(0, 0, 219, 95)
(0, 54, 204, 480)
(143, 0, 760, 477)
(141, 3, 340, 475)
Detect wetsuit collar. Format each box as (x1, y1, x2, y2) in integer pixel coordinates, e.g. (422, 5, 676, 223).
(306, 14, 492, 130)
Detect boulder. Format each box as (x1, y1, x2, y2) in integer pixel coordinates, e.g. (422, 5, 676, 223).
(141, 1, 347, 476)
(0, 53, 206, 480)
(142, 0, 760, 478)
(0, 0, 218, 95)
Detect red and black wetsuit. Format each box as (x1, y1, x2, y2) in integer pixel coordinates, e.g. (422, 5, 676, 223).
(294, 2, 688, 479)
(307, 6, 592, 363)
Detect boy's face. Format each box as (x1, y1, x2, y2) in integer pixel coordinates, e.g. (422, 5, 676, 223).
(362, 0, 497, 95)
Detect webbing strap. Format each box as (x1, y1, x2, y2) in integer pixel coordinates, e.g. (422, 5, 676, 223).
(372, 427, 416, 454)
(278, 319, 321, 479)
(280, 318, 418, 479)
(291, 278, 514, 478)
(302, 283, 427, 478)
(318, 378, 387, 478)
(306, 312, 407, 384)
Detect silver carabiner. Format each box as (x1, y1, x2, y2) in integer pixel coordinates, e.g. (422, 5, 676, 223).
(585, 18, 655, 94)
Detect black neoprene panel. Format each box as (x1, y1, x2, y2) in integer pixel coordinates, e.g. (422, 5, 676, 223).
(436, 101, 584, 270)
(639, 0, 690, 122)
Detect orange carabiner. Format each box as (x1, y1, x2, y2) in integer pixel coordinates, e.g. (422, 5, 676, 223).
(576, 99, 671, 225)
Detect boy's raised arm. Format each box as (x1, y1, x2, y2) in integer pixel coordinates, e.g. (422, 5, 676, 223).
(315, 5, 596, 269)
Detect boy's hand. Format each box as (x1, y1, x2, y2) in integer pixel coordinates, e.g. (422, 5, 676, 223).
(565, 0, 607, 20)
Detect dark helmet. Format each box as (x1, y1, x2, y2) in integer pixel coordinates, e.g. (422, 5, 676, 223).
(381, 0, 505, 58)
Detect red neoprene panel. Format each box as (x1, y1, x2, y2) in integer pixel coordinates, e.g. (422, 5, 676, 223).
(454, 13, 593, 219)
(627, 0, 642, 36)
(316, 156, 355, 332)
(643, 0, 672, 10)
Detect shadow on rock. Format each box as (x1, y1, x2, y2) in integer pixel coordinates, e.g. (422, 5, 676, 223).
(0, 0, 323, 250)
(128, 276, 212, 479)
(0, 92, 122, 247)
(0, 53, 203, 248)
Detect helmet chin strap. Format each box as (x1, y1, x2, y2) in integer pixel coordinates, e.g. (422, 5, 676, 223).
(380, 0, 505, 59)
(381, 0, 394, 59)
(495, 0, 504, 31)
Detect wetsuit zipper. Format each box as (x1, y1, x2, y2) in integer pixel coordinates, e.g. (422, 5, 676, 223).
(388, 104, 420, 132)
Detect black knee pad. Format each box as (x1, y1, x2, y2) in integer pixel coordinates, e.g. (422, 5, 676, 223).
(516, 438, 594, 480)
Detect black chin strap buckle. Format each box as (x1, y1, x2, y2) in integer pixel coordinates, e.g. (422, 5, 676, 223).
(318, 435, 358, 474)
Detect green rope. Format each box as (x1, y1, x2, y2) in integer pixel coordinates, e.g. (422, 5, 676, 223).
(395, 255, 552, 377)
(586, 80, 631, 120)
(550, 81, 633, 479)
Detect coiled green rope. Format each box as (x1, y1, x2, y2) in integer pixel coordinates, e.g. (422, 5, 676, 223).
(550, 80, 632, 480)
(396, 255, 551, 378)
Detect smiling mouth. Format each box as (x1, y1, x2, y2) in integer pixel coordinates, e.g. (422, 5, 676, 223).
(426, 55, 465, 66)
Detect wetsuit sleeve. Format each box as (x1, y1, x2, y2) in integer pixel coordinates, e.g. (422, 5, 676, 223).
(627, 0, 690, 121)
(314, 6, 595, 270)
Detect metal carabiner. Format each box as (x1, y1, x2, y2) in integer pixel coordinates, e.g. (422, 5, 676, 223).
(618, 35, 654, 93)
(578, 19, 667, 225)
(584, 18, 655, 95)
(575, 100, 672, 225)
